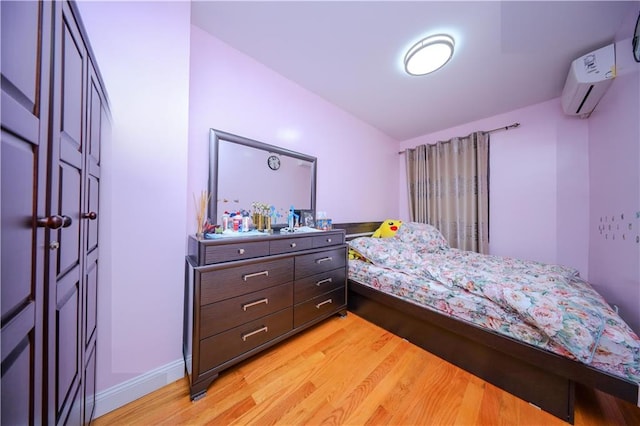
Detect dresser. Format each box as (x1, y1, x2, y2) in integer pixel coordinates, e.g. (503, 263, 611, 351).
(184, 229, 347, 400)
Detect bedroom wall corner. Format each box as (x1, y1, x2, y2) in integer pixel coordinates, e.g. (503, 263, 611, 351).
(76, 0, 191, 404)
(399, 100, 568, 267)
(556, 117, 590, 280)
(587, 35, 640, 334)
(187, 24, 400, 229)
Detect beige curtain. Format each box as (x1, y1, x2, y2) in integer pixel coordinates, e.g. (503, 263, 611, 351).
(406, 131, 489, 253)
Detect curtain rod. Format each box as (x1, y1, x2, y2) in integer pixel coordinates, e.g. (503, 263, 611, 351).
(398, 122, 521, 154)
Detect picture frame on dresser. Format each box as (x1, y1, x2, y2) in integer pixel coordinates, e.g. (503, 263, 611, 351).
(295, 209, 315, 228)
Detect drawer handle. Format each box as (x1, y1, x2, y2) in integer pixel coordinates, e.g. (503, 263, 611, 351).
(290, 242, 297, 248)
(326, 238, 332, 243)
(238, 248, 245, 254)
(243, 298, 269, 311)
(316, 299, 333, 309)
(242, 326, 268, 341)
(243, 270, 269, 281)
(316, 278, 333, 286)
(315, 256, 332, 264)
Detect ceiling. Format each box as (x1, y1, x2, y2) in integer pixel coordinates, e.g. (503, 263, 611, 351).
(191, 1, 635, 141)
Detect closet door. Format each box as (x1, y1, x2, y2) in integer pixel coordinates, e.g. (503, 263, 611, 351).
(46, 1, 88, 424)
(82, 60, 105, 424)
(0, 2, 52, 425)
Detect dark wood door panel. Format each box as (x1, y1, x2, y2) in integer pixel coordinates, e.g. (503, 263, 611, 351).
(56, 281, 80, 417)
(1, 326, 33, 426)
(1, 92, 40, 143)
(1, 2, 50, 425)
(1, 296, 42, 426)
(1, 132, 36, 319)
(88, 73, 101, 166)
(83, 342, 97, 423)
(0, 0, 39, 111)
(61, 383, 82, 426)
(84, 259, 98, 347)
(86, 175, 99, 253)
(61, 17, 84, 149)
(57, 162, 82, 277)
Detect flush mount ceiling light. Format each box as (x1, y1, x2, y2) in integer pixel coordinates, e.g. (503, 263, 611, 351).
(404, 34, 455, 76)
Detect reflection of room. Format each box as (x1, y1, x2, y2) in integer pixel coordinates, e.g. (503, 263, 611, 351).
(216, 137, 313, 225)
(211, 129, 316, 226)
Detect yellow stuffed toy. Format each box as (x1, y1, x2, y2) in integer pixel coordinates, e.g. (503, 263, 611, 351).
(348, 248, 365, 260)
(372, 219, 403, 238)
(348, 220, 403, 261)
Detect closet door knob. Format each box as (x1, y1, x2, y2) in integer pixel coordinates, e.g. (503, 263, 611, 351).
(37, 215, 72, 229)
(82, 211, 98, 220)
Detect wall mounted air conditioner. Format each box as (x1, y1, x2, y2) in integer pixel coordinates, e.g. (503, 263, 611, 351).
(561, 43, 616, 118)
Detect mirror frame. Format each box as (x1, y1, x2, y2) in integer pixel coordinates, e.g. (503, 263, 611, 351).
(634, 11, 640, 63)
(208, 128, 317, 225)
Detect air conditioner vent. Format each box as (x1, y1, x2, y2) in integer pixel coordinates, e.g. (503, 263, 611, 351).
(561, 44, 616, 118)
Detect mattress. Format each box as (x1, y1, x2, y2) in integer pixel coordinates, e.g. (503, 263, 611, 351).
(348, 225, 640, 385)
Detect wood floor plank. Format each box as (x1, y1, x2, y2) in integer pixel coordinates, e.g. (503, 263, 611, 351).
(296, 334, 404, 424)
(364, 404, 393, 425)
(374, 347, 442, 419)
(342, 341, 421, 425)
(93, 313, 640, 426)
(234, 381, 317, 426)
(454, 376, 485, 425)
(311, 342, 410, 425)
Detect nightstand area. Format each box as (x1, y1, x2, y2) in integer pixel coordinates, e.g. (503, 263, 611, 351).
(183, 229, 347, 400)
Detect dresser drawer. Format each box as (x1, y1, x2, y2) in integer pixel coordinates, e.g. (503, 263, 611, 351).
(200, 283, 293, 339)
(270, 237, 312, 255)
(204, 241, 269, 264)
(200, 258, 294, 305)
(294, 268, 345, 303)
(294, 247, 346, 280)
(199, 308, 293, 373)
(293, 288, 346, 328)
(312, 233, 343, 248)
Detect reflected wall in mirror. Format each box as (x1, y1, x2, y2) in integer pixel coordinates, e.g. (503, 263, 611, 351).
(209, 129, 317, 226)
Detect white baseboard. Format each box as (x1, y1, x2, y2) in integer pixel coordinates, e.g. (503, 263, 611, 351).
(93, 358, 185, 419)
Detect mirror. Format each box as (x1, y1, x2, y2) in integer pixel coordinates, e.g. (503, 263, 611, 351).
(209, 129, 317, 227)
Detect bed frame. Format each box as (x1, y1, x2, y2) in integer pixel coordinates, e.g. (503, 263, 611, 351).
(333, 222, 639, 424)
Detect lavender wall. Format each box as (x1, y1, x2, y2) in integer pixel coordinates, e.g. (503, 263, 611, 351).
(398, 99, 590, 273)
(76, 4, 398, 400)
(76, 1, 191, 390)
(187, 25, 399, 234)
(587, 37, 640, 333)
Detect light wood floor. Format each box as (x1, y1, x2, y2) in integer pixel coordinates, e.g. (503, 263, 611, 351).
(94, 313, 640, 425)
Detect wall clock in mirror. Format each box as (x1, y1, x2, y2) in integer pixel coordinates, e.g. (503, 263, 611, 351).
(267, 154, 281, 170)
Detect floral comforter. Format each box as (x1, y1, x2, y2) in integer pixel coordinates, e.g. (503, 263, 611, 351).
(348, 227, 640, 384)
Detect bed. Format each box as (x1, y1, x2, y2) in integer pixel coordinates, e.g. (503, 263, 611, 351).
(333, 221, 640, 424)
